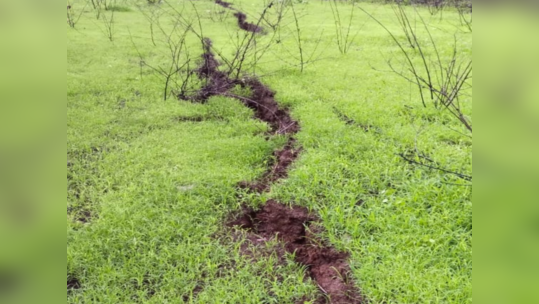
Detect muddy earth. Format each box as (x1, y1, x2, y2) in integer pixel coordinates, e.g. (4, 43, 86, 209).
(179, 4, 363, 301)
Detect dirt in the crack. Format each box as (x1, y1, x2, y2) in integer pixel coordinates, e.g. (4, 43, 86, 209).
(241, 78, 299, 135)
(179, 38, 238, 102)
(67, 277, 81, 290)
(181, 38, 298, 136)
(182, 36, 362, 303)
(228, 200, 363, 304)
(182, 284, 203, 302)
(213, 0, 264, 33)
(238, 138, 301, 193)
(215, 0, 232, 8)
(233, 12, 263, 33)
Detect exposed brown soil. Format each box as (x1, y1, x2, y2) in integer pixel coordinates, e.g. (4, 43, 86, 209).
(182, 37, 301, 193)
(180, 38, 238, 102)
(181, 37, 301, 192)
(179, 38, 298, 137)
(214, 0, 264, 33)
(77, 209, 92, 223)
(67, 277, 81, 290)
(179, 31, 362, 304)
(182, 284, 203, 302)
(67, 205, 93, 224)
(215, 0, 232, 8)
(238, 138, 301, 193)
(192, 285, 203, 298)
(240, 78, 299, 135)
(233, 12, 263, 33)
(228, 200, 363, 304)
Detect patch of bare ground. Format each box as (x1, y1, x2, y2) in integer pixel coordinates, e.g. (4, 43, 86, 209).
(182, 284, 203, 302)
(178, 38, 238, 102)
(215, 0, 232, 9)
(179, 38, 298, 136)
(67, 276, 81, 291)
(228, 200, 363, 304)
(233, 12, 263, 33)
(214, 0, 264, 33)
(238, 78, 299, 135)
(181, 35, 363, 303)
(238, 138, 301, 193)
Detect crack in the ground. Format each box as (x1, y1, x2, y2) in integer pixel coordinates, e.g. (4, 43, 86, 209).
(215, 0, 264, 33)
(67, 276, 81, 291)
(228, 200, 364, 304)
(238, 138, 301, 193)
(233, 11, 263, 33)
(215, 0, 232, 9)
(181, 34, 363, 303)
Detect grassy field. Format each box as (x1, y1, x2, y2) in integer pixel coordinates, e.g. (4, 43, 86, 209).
(67, 0, 472, 303)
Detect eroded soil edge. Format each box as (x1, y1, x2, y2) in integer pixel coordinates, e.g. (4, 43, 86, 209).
(184, 35, 363, 303)
(228, 201, 363, 304)
(215, 0, 264, 33)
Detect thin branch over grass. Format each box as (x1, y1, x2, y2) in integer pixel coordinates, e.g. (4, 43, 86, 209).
(397, 152, 472, 181)
(136, 1, 165, 46)
(457, 1, 472, 32)
(101, 8, 115, 42)
(392, 4, 417, 49)
(425, 0, 445, 16)
(67, 2, 88, 28)
(160, 0, 279, 79)
(229, 2, 275, 79)
(260, 0, 290, 31)
(271, 2, 327, 73)
(329, 0, 359, 54)
(290, 2, 305, 72)
(360, 5, 472, 133)
(128, 10, 195, 101)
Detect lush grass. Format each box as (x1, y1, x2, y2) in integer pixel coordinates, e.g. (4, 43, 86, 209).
(67, 0, 472, 303)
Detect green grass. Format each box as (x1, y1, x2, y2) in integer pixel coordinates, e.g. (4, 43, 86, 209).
(68, 0, 472, 303)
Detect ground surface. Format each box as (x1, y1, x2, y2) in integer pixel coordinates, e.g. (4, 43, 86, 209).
(67, 1, 472, 303)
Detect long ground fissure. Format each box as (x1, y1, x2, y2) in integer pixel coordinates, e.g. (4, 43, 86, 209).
(68, 2, 364, 302)
(215, 0, 264, 33)
(180, 2, 364, 303)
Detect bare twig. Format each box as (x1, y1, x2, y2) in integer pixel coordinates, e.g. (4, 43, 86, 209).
(231, 2, 275, 79)
(127, 11, 194, 101)
(275, 2, 327, 72)
(290, 2, 304, 72)
(397, 152, 472, 181)
(67, 2, 88, 28)
(101, 8, 115, 42)
(329, 0, 358, 54)
(360, 5, 472, 133)
(457, 1, 472, 32)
